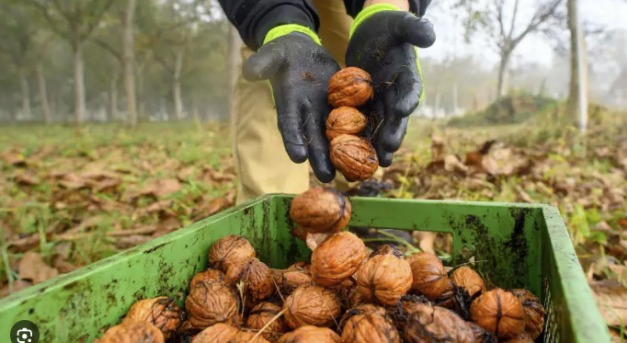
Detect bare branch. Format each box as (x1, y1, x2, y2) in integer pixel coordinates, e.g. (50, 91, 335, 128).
(82, 0, 116, 40)
(512, 0, 563, 46)
(495, 0, 506, 38)
(93, 38, 123, 63)
(508, 0, 520, 39)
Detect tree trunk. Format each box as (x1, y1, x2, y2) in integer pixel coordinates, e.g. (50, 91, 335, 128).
(109, 71, 119, 121)
(36, 63, 52, 124)
(73, 39, 86, 125)
(496, 51, 511, 99)
(19, 68, 32, 120)
(566, 0, 579, 118)
(124, 0, 138, 127)
(173, 46, 185, 120)
(137, 62, 145, 119)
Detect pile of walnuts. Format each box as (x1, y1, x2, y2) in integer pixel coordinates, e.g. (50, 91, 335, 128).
(326, 67, 379, 182)
(96, 186, 546, 343)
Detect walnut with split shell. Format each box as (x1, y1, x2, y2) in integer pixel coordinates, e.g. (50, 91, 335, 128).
(123, 296, 183, 340)
(354, 253, 413, 306)
(289, 187, 352, 234)
(99, 318, 164, 343)
(329, 134, 378, 182)
(470, 289, 525, 340)
(208, 235, 256, 272)
(340, 304, 401, 343)
(310, 231, 367, 287)
(282, 284, 341, 329)
(407, 252, 451, 301)
(277, 325, 341, 343)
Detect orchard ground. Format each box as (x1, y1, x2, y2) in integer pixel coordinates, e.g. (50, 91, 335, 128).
(0, 115, 625, 338)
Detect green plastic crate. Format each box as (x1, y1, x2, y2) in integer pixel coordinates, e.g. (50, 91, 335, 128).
(0, 194, 611, 342)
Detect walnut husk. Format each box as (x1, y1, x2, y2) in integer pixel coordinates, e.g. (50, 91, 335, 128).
(183, 280, 239, 332)
(289, 187, 352, 234)
(326, 106, 368, 140)
(467, 321, 498, 343)
(395, 301, 476, 343)
(310, 231, 367, 287)
(470, 289, 525, 340)
(355, 254, 413, 306)
(208, 235, 256, 272)
(246, 302, 286, 342)
(330, 134, 378, 182)
(511, 288, 545, 340)
(226, 257, 275, 305)
(99, 318, 164, 343)
(123, 296, 183, 340)
(282, 284, 341, 329)
(340, 304, 401, 343)
(277, 325, 342, 343)
(407, 252, 451, 301)
(328, 67, 374, 108)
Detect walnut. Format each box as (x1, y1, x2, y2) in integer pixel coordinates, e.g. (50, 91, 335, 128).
(225, 257, 275, 305)
(282, 284, 342, 329)
(328, 67, 374, 108)
(370, 244, 404, 258)
(326, 106, 368, 140)
(452, 266, 485, 298)
(277, 325, 342, 343)
(470, 289, 525, 340)
(407, 252, 451, 301)
(467, 321, 498, 343)
(310, 231, 367, 287)
(272, 267, 312, 296)
(190, 269, 226, 289)
(395, 301, 476, 343)
(289, 187, 352, 234)
(511, 288, 545, 340)
(208, 235, 256, 272)
(183, 280, 239, 332)
(305, 232, 332, 251)
(123, 296, 183, 340)
(340, 304, 401, 343)
(246, 302, 286, 342)
(500, 332, 534, 343)
(355, 254, 413, 306)
(329, 134, 378, 182)
(99, 318, 164, 343)
(190, 323, 239, 342)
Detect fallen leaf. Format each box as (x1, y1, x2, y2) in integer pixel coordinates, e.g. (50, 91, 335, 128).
(0, 151, 27, 167)
(13, 172, 39, 186)
(0, 280, 33, 297)
(444, 154, 468, 174)
(141, 178, 182, 198)
(591, 280, 627, 328)
(57, 173, 86, 190)
(108, 225, 158, 237)
(115, 235, 152, 249)
(19, 252, 59, 284)
(53, 256, 77, 274)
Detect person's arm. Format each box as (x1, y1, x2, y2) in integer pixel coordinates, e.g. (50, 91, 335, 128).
(343, 0, 430, 17)
(216, 0, 320, 51)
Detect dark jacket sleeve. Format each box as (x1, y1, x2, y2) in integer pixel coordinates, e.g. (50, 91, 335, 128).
(343, 0, 431, 17)
(217, 0, 320, 51)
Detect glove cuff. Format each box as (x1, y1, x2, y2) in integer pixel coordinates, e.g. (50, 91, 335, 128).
(263, 24, 322, 46)
(349, 3, 401, 39)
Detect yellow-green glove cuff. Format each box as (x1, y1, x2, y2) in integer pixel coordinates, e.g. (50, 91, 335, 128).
(263, 24, 322, 46)
(349, 4, 401, 39)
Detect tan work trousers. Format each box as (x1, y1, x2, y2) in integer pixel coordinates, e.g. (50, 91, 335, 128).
(231, 0, 357, 205)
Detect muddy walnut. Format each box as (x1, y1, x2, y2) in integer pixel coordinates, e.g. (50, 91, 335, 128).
(326, 106, 367, 140)
(282, 284, 342, 329)
(310, 231, 367, 287)
(355, 253, 413, 306)
(470, 288, 525, 340)
(123, 296, 183, 340)
(289, 187, 352, 234)
(511, 288, 545, 340)
(330, 134, 378, 182)
(328, 67, 374, 108)
(99, 318, 164, 343)
(340, 304, 400, 343)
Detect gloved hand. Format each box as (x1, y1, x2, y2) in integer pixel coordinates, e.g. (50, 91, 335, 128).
(346, 3, 436, 166)
(243, 25, 340, 183)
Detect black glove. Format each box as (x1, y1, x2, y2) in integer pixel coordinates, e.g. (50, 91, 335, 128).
(243, 31, 340, 183)
(346, 4, 436, 166)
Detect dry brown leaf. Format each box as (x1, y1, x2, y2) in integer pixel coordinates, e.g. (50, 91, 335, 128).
(14, 172, 39, 186)
(115, 235, 152, 249)
(151, 217, 183, 237)
(53, 256, 78, 274)
(430, 135, 445, 162)
(108, 225, 158, 237)
(58, 173, 86, 189)
(0, 280, 33, 297)
(177, 166, 196, 180)
(444, 154, 468, 174)
(141, 178, 182, 198)
(591, 280, 627, 328)
(19, 252, 59, 284)
(192, 196, 232, 221)
(91, 178, 122, 192)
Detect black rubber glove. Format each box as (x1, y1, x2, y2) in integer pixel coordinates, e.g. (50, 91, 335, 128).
(243, 31, 340, 183)
(346, 3, 436, 166)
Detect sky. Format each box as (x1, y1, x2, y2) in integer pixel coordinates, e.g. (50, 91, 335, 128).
(419, 0, 627, 68)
